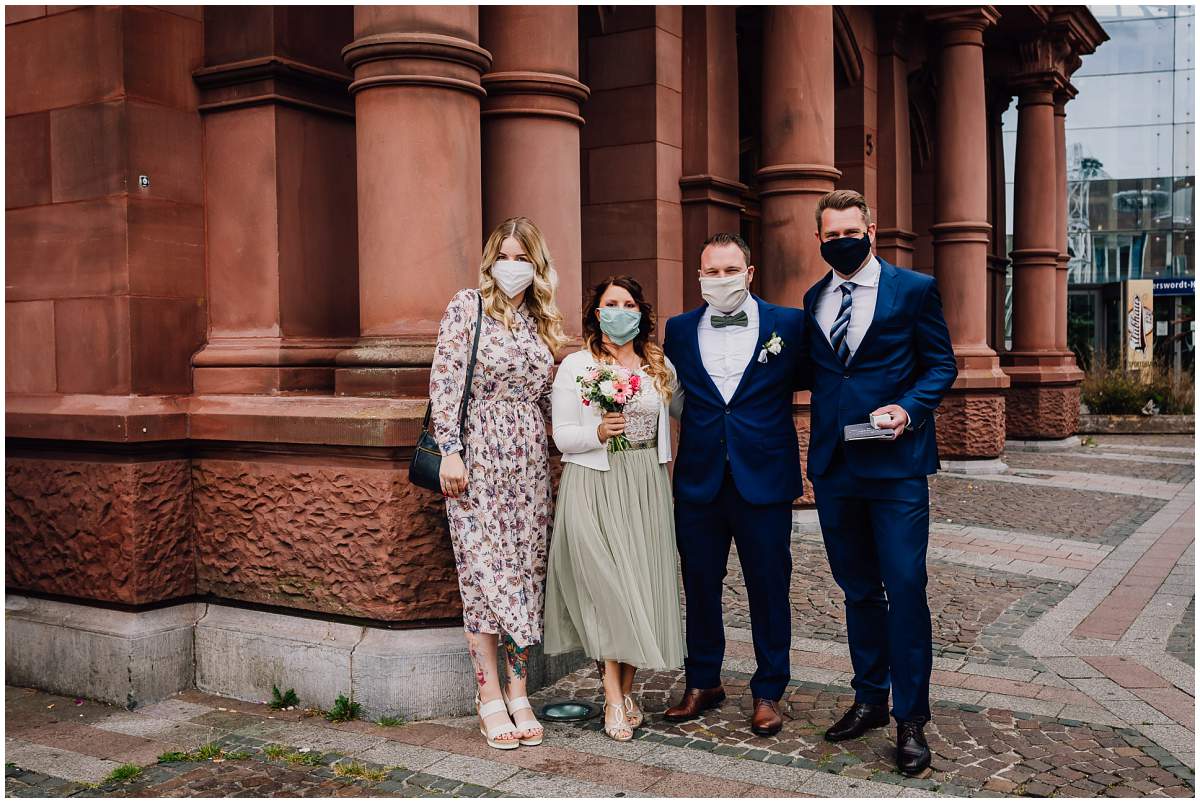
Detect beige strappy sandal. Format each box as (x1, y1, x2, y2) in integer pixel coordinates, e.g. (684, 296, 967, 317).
(604, 701, 634, 742)
(502, 690, 544, 746)
(623, 694, 644, 729)
(476, 693, 520, 750)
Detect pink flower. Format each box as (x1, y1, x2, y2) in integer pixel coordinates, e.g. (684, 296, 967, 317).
(629, 374, 641, 391)
(614, 393, 627, 405)
(582, 399, 590, 406)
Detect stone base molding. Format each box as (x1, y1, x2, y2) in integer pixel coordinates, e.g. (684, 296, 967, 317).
(5, 596, 199, 709)
(1004, 382, 1083, 440)
(934, 390, 1007, 460)
(6, 597, 584, 718)
(1005, 436, 1083, 452)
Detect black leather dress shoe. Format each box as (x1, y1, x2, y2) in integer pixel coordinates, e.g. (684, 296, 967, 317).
(897, 719, 931, 776)
(824, 702, 890, 742)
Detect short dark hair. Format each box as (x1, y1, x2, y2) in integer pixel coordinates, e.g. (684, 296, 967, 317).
(700, 232, 751, 266)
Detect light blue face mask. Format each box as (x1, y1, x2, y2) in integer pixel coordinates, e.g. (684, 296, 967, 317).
(598, 306, 642, 346)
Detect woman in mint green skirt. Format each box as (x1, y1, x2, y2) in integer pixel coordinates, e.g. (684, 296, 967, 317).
(545, 276, 685, 743)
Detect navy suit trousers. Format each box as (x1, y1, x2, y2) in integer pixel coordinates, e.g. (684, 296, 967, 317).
(811, 450, 933, 722)
(674, 465, 793, 701)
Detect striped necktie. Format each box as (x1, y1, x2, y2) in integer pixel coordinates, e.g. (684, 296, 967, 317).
(829, 282, 856, 364)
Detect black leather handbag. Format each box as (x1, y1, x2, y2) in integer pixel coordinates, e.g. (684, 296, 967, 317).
(409, 291, 484, 492)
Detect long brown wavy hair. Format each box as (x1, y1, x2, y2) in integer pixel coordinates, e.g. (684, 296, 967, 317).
(479, 216, 568, 355)
(582, 276, 673, 403)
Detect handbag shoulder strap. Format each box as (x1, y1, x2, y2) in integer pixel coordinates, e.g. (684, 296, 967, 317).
(457, 290, 485, 433)
(421, 290, 485, 437)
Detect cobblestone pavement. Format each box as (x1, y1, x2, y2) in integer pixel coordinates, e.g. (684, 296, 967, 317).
(5, 434, 1194, 798)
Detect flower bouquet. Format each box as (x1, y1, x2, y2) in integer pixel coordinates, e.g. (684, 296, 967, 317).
(577, 364, 643, 453)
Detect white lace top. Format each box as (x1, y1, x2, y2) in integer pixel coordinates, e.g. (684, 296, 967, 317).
(623, 369, 661, 443)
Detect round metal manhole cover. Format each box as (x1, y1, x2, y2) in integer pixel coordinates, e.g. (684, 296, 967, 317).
(539, 701, 598, 722)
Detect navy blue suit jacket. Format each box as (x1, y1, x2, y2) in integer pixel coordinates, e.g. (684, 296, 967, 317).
(802, 259, 958, 479)
(664, 296, 809, 506)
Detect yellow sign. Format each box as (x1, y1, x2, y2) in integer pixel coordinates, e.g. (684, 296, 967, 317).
(1125, 279, 1154, 367)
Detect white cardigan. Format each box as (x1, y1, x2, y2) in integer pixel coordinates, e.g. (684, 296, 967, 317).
(551, 349, 683, 471)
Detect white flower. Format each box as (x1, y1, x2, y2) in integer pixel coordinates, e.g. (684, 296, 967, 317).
(758, 332, 785, 361)
(599, 380, 616, 398)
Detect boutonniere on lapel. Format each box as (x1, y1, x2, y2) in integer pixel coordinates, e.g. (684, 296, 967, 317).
(757, 332, 785, 364)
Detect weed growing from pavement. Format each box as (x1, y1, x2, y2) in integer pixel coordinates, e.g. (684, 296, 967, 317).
(333, 761, 388, 782)
(158, 743, 249, 764)
(325, 693, 362, 723)
(104, 764, 142, 783)
(270, 685, 300, 710)
(377, 715, 404, 727)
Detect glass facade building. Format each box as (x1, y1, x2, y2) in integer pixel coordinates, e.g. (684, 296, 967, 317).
(1003, 4, 1195, 373)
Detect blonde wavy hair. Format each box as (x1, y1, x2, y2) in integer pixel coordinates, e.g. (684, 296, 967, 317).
(479, 217, 568, 355)
(582, 276, 673, 404)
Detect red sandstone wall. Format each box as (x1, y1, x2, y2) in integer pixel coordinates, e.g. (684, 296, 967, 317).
(6, 6, 206, 395)
(580, 6, 685, 332)
(5, 454, 195, 604)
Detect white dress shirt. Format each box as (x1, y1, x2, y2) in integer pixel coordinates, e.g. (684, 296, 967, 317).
(698, 293, 759, 404)
(814, 255, 881, 360)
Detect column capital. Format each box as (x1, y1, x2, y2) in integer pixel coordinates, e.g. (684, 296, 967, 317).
(1054, 81, 1078, 114)
(341, 32, 492, 97)
(754, 164, 843, 198)
(986, 81, 1013, 120)
(480, 71, 589, 124)
(1009, 36, 1070, 99)
(877, 9, 911, 59)
(927, 6, 1000, 36)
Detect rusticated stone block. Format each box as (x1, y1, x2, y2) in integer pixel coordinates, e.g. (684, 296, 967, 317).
(1005, 384, 1082, 440)
(935, 391, 1007, 460)
(5, 456, 195, 604)
(793, 407, 814, 506)
(192, 458, 462, 622)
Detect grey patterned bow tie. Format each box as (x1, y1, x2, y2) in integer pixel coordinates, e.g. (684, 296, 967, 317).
(711, 311, 748, 328)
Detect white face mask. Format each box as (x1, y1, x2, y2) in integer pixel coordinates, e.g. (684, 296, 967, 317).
(699, 273, 749, 314)
(491, 259, 535, 298)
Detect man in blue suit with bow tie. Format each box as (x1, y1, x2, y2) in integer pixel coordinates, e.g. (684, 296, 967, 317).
(661, 232, 809, 737)
(802, 190, 957, 776)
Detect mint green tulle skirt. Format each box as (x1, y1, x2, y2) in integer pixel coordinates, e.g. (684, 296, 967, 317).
(544, 446, 685, 670)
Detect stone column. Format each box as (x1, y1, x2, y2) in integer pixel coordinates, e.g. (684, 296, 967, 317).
(758, 5, 840, 304)
(875, 13, 915, 268)
(927, 7, 1009, 463)
(337, 6, 491, 396)
(680, 5, 745, 311)
(986, 87, 1012, 353)
(480, 5, 587, 337)
(1001, 38, 1083, 439)
(1054, 85, 1075, 353)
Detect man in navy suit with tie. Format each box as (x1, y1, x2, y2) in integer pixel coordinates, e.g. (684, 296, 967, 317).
(661, 233, 809, 737)
(802, 190, 957, 775)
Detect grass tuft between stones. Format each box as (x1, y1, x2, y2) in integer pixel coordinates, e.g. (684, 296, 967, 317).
(325, 693, 363, 723)
(332, 761, 389, 782)
(158, 742, 249, 764)
(263, 744, 324, 766)
(103, 764, 142, 784)
(377, 715, 404, 727)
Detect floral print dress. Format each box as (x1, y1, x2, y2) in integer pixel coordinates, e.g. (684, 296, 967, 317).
(429, 288, 555, 647)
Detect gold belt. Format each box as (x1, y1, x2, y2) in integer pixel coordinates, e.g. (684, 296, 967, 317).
(622, 438, 658, 452)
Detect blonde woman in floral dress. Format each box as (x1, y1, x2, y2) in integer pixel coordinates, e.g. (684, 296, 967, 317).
(429, 217, 567, 750)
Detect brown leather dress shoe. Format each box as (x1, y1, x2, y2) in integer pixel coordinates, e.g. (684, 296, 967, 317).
(663, 686, 726, 722)
(751, 698, 783, 736)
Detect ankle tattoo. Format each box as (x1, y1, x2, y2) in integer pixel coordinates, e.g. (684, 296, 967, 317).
(502, 634, 529, 680)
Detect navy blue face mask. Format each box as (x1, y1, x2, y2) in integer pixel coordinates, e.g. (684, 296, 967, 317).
(820, 233, 872, 275)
